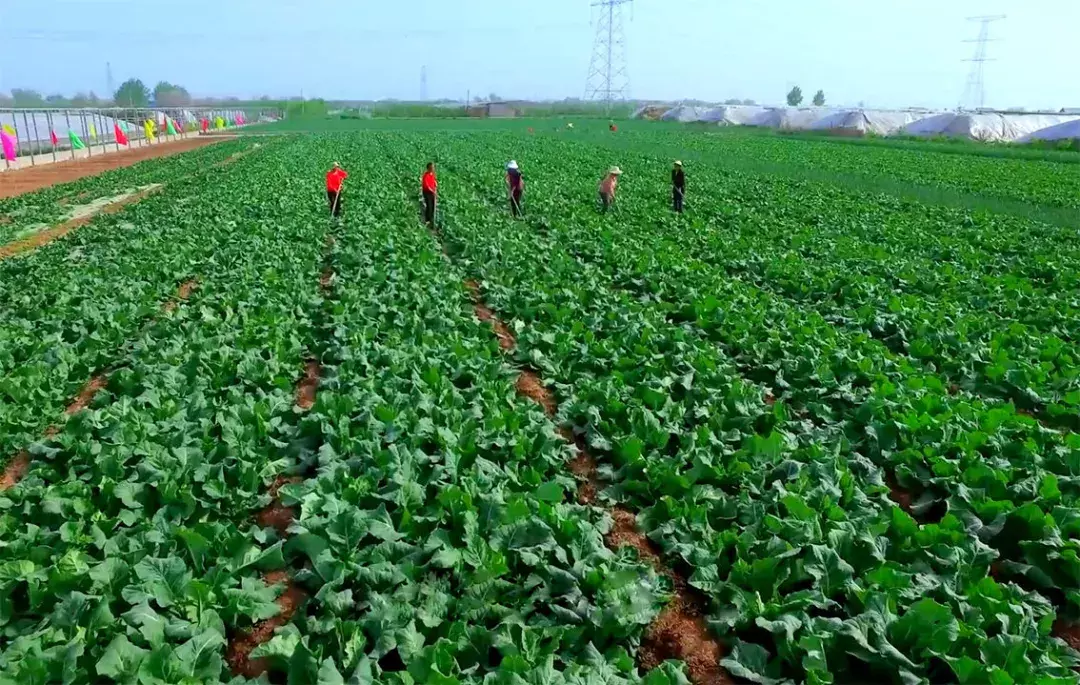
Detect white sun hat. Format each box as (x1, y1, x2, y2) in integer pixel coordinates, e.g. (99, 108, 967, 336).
(609, 166, 623, 175)
(507, 160, 519, 170)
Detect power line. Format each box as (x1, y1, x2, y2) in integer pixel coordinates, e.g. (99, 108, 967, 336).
(584, 0, 632, 114)
(960, 15, 1005, 111)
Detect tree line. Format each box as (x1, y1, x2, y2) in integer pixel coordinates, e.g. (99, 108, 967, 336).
(0, 80, 282, 109)
(786, 86, 827, 107)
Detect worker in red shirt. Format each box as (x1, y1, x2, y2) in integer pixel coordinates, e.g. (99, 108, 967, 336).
(421, 162, 438, 226)
(325, 162, 348, 218)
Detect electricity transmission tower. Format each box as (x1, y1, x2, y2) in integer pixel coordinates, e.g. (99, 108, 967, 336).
(961, 15, 1005, 111)
(585, 0, 632, 114)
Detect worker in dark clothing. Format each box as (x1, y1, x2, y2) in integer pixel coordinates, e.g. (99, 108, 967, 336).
(421, 162, 438, 226)
(671, 161, 685, 213)
(326, 162, 348, 218)
(506, 160, 524, 217)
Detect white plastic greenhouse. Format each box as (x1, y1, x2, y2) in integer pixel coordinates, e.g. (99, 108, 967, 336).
(901, 112, 1080, 142)
(1017, 118, 1080, 143)
(810, 110, 932, 136)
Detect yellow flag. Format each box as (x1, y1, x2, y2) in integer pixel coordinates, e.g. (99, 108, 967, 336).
(89, 123, 97, 140)
(1, 124, 15, 138)
(144, 119, 156, 142)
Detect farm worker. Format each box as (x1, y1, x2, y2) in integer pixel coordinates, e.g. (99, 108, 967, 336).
(609, 121, 618, 132)
(566, 122, 574, 130)
(598, 166, 622, 213)
(326, 162, 348, 218)
(506, 160, 525, 217)
(672, 161, 686, 213)
(421, 162, 438, 226)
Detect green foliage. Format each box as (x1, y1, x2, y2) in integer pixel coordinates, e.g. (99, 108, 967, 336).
(787, 85, 804, 106)
(812, 89, 826, 106)
(285, 98, 330, 119)
(1, 123, 1078, 684)
(114, 78, 151, 107)
(152, 81, 191, 107)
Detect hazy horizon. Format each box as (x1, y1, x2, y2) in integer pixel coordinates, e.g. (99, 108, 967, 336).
(1, 0, 1077, 111)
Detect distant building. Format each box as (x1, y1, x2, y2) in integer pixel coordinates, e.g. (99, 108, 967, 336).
(467, 101, 524, 118)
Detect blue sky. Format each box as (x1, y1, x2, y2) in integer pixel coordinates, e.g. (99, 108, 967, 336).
(1, 0, 1076, 109)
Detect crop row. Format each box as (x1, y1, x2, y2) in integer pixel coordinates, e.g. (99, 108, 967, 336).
(547, 134, 1080, 425)
(0, 138, 254, 243)
(0, 137, 290, 461)
(246, 143, 678, 682)
(482, 131, 1080, 596)
(617, 128, 1080, 211)
(0, 136, 332, 682)
(400, 132, 1078, 682)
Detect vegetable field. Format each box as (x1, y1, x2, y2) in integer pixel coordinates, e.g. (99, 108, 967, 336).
(0, 121, 1078, 684)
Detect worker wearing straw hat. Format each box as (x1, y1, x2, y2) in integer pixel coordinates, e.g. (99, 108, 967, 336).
(598, 166, 622, 213)
(672, 161, 686, 213)
(506, 160, 525, 217)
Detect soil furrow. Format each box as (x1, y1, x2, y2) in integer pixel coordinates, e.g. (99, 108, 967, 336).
(225, 570, 308, 678)
(458, 272, 730, 684)
(0, 186, 161, 260)
(0, 137, 226, 199)
(227, 225, 335, 679)
(0, 277, 198, 490)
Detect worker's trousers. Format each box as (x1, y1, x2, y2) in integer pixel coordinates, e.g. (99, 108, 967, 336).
(510, 188, 523, 217)
(423, 190, 436, 225)
(599, 191, 613, 213)
(673, 188, 684, 213)
(327, 190, 343, 217)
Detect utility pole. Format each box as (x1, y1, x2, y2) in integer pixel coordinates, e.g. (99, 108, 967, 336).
(961, 15, 1005, 111)
(584, 0, 632, 115)
(106, 62, 114, 100)
(421, 65, 428, 102)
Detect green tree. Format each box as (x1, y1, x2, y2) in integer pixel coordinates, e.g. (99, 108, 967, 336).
(45, 94, 69, 106)
(11, 88, 45, 106)
(786, 86, 803, 107)
(153, 81, 191, 107)
(812, 89, 826, 106)
(70, 91, 101, 107)
(115, 78, 150, 107)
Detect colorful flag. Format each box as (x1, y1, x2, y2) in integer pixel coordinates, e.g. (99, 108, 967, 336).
(68, 130, 86, 150)
(1, 124, 15, 138)
(144, 119, 156, 142)
(166, 119, 178, 136)
(89, 123, 98, 140)
(215, 116, 225, 130)
(114, 123, 129, 146)
(50, 130, 59, 146)
(1, 131, 16, 162)
(201, 118, 209, 133)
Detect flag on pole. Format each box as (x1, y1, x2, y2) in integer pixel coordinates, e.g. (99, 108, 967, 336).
(1, 124, 16, 138)
(68, 130, 86, 150)
(114, 123, 129, 146)
(1, 130, 16, 162)
(50, 130, 59, 146)
(144, 120, 156, 142)
(89, 123, 98, 140)
(215, 116, 225, 130)
(166, 118, 178, 136)
(201, 118, 209, 133)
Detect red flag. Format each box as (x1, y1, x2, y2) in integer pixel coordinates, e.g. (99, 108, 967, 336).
(114, 123, 129, 146)
(201, 118, 209, 133)
(50, 130, 58, 146)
